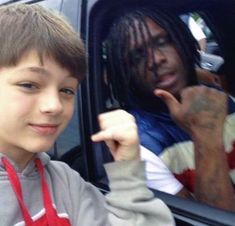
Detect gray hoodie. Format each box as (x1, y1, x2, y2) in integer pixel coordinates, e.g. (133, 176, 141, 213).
(0, 152, 174, 226)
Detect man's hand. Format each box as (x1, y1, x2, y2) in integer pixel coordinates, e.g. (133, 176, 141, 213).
(155, 86, 235, 211)
(91, 109, 140, 161)
(154, 86, 227, 142)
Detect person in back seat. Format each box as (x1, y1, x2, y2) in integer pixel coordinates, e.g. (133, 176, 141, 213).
(104, 7, 235, 211)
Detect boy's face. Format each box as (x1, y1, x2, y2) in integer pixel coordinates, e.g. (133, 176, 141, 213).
(0, 50, 78, 167)
(127, 17, 187, 98)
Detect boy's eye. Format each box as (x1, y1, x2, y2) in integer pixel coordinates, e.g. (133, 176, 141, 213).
(60, 88, 75, 95)
(18, 82, 38, 90)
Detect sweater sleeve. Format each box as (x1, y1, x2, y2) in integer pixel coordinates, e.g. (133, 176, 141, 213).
(54, 160, 174, 226)
(104, 160, 175, 226)
(140, 145, 183, 194)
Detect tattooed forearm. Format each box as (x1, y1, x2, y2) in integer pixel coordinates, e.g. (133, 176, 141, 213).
(195, 144, 235, 211)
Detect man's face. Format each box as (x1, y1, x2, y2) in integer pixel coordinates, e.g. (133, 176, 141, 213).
(0, 50, 78, 167)
(127, 17, 188, 97)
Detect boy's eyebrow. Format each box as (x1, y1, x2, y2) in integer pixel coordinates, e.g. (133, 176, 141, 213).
(27, 67, 51, 76)
(27, 66, 76, 79)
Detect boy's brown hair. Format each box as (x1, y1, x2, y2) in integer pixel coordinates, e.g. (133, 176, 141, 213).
(0, 4, 86, 80)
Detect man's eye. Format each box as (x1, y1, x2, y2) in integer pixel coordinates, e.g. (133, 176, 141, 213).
(129, 49, 145, 64)
(60, 88, 75, 95)
(153, 36, 172, 48)
(159, 38, 167, 46)
(135, 49, 145, 58)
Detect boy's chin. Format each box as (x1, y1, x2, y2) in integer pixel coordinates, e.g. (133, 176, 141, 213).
(25, 143, 54, 154)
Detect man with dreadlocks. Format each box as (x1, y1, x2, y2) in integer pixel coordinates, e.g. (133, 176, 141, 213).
(105, 8, 235, 211)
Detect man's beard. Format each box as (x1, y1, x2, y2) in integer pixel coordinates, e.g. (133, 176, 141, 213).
(129, 81, 169, 113)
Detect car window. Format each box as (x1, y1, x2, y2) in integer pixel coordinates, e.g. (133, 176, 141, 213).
(36, 0, 81, 30)
(179, 12, 225, 90)
(84, 0, 235, 219)
(35, 0, 62, 11)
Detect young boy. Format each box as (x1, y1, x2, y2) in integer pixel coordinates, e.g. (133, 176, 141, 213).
(0, 4, 174, 226)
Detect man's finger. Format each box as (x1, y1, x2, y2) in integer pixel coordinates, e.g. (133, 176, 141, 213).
(154, 89, 181, 116)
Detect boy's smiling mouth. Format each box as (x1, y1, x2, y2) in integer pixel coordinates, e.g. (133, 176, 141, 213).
(29, 123, 59, 135)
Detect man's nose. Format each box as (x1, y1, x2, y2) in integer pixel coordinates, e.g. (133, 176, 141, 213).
(39, 90, 63, 115)
(147, 48, 166, 71)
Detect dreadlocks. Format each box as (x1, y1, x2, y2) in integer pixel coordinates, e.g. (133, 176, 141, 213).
(104, 7, 200, 108)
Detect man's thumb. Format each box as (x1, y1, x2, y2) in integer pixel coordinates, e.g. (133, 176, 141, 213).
(154, 89, 180, 116)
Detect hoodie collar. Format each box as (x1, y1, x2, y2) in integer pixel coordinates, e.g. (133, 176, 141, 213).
(0, 152, 50, 176)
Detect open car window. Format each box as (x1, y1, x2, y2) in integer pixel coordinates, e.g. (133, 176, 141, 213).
(83, 0, 235, 225)
(180, 12, 224, 73)
(85, 0, 235, 178)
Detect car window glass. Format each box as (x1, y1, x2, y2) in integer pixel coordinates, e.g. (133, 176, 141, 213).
(34, 0, 62, 10)
(179, 12, 226, 90)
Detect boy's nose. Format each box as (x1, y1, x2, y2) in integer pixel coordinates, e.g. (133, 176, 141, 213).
(39, 91, 63, 115)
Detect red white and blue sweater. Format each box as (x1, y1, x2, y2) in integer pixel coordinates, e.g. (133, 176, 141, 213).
(130, 96, 235, 193)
